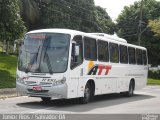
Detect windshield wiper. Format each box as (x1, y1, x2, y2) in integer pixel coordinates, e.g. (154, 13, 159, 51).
(45, 52, 53, 74)
(25, 46, 40, 73)
(42, 39, 54, 74)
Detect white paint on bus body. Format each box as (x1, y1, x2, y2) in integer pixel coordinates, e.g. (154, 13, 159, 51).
(16, 29, 148, 100)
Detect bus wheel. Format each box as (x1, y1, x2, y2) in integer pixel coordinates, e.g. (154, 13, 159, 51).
(79, 83, 91, 104)
(120, 80, 134, 97)
(126, 80, 134, 97)
(41, 97, 51, 102)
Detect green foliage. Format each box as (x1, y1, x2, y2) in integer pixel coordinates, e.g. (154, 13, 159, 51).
(94, 6, 115, 34)
(149, 19, 160, 37)
(0, 52, 17, 88)
(148, 70, 160, 80)
(41, 0, 94, 32)
(18, 0, 115, 34)
(0, 0, 26, 42)
(41, 0, 115, 33)
(147, 78, 160, 85)
(116, 0, 160, 65)
(18, 0, 41, 30)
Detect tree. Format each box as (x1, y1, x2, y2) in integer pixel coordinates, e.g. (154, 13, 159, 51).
(94, 6, 115, 34)
(149, 19, 160, 37)
(17, 0, 115, 34)
(0, 0, 26, 54)
(116, 0, 160, 65)
(20, 0, 114, 33)
(18, 0, 51, 30)
(40, 0, 97, 32)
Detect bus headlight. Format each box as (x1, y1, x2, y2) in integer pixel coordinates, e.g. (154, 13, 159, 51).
(52, 77, 66, 86)
(16, 75, 25, 84)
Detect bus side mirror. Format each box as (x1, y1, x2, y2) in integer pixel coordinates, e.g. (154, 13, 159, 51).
(71, 43, 80, 64)
(75, 45, 79, 56)
(72, 43, 79, 56)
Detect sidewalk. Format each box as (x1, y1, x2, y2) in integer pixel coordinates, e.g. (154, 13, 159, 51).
(0, 88, 19, 99)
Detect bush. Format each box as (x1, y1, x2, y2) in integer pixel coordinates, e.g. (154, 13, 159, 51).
(148, 70, 160, 80)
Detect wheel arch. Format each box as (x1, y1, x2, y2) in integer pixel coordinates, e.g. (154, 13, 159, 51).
(86, 79, 95, 96)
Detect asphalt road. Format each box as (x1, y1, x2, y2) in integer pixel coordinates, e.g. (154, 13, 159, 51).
(0, 86, 160, 116)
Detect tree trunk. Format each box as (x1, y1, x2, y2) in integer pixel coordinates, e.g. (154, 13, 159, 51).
(6, 40, 9, 55)
(3, 40, 6, 52)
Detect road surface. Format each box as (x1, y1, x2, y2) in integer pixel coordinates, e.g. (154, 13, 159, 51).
(0, 85, 160, 114)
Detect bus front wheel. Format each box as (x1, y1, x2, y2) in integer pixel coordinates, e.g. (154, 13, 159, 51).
(79, 83, 92, 104)
(41, 97, 51, 102)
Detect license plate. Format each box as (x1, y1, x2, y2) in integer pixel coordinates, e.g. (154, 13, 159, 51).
(32, 86, 42, 91)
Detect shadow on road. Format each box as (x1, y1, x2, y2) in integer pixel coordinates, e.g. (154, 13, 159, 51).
(17, 93, 155, 112)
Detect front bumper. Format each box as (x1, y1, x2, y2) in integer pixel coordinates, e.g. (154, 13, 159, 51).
(16, 82, 68, 99)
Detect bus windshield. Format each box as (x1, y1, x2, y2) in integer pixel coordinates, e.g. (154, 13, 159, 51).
(18, 33, 70, 73)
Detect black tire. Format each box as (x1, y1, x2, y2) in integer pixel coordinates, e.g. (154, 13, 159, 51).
(126, 81, 134, 97)
(120, 81, 134, 97)
(79, 83, 92, 104)
(41, 97, 51, 102)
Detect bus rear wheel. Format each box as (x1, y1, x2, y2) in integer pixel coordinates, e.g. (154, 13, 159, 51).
(41, 97, 51, 102)
(79, 83, 92, 104)
(127, 80, 134, 97)
(121, 80, 135, 97)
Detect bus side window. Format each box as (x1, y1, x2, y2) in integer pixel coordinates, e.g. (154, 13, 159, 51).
(120, 45, 128, 64)
(71, 35, 83, 69)
(109, 43, 119, 63)
(84, 37, 97, 61)
(136, 49, 143, 65)
(98, 40, 109, 62)
(128, 47, 136, 64)
(143, 50, 147, 65)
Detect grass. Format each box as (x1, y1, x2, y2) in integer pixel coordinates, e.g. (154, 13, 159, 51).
(147, 78, 160, 85)
(0, 52, 17, 89)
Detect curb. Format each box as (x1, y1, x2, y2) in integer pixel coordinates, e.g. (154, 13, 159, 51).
(0, 88, 16, 94)
(0, 88, 19, 99)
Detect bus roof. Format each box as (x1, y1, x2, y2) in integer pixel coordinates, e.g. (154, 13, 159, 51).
(27, 28, 84, 35)
(27, 28, 146, 50)
(88, 33, 127, 43)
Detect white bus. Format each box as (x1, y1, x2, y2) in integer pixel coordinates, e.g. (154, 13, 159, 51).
(16, 29, 148, 103)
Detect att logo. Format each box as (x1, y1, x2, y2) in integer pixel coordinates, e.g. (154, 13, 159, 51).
(88, 61, 112, 75)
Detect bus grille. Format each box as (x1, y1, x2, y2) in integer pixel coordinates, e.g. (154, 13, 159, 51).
(25, 81, 52, 87)
(25, 81, 37, 86)
(39, 82, 52, 86)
